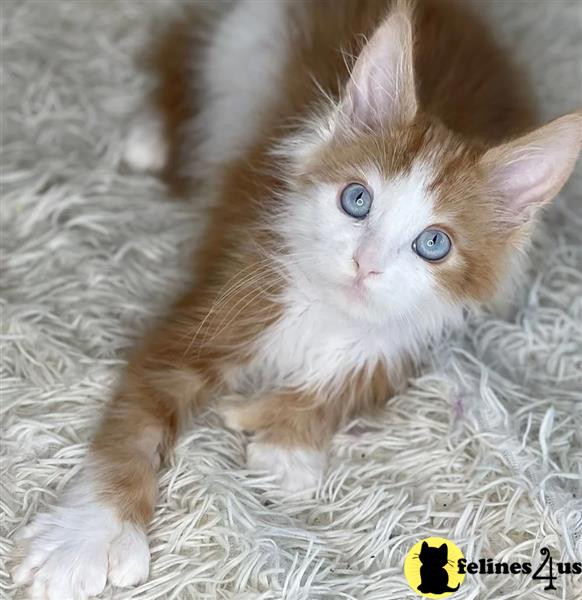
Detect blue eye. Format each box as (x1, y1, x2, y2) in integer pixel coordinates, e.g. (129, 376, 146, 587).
(413, 229, 452, 262)
(340, 183, 372, 219)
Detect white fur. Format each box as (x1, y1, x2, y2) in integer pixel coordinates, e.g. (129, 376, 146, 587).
(194, 0, 290, 171)
(247, 442, 324, 498)
(14, 469, 150, 600)
(123, 107, 168, 172)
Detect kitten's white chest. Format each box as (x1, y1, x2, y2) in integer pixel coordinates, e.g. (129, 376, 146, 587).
(229, 291, 415, 395)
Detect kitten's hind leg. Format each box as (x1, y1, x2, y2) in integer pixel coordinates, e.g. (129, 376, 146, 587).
(122, 107, 169, 173)
(122, 6, 212, 192)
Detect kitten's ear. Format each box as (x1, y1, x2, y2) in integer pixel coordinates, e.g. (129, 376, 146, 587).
(421, 541, 429, 552)
(439, 544, 448, 554)
(340, 2, 417, 128)
(482, 111, 582, 228)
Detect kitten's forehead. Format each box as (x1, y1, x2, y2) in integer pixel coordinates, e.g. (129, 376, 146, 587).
(365, 164, 435, 237)
(302, 118, 459, 185)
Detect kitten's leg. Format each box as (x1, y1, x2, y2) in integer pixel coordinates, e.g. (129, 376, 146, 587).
(222, 392, 340, 498)
(14, 350, 206, 599)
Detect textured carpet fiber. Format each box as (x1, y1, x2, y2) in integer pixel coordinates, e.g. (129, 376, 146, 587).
(1, 2, 581, 599)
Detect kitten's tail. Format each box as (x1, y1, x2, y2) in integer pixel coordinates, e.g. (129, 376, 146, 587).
(123, 4, 223, 194)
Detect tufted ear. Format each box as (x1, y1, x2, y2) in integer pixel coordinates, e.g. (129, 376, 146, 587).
(340, 2, 417, 128)
(481, 112, 582, 228)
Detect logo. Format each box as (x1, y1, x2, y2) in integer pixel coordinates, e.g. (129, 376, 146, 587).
(404, 538, 582, 596)
(404, 537, 465, 598)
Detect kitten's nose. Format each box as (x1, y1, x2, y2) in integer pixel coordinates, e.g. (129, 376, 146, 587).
(353, 256, 383, 278)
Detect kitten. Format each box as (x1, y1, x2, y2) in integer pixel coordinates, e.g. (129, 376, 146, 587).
(15, 0, 581, 597)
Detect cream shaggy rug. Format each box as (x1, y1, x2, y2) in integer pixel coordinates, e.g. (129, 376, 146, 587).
(1, 1, 581, 599)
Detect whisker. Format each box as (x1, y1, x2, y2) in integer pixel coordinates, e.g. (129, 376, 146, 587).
(183, 248, 332, 356)
(201, 280, 282, 351)
(186, 269, 281, 355)
(184, 263, 279, 355)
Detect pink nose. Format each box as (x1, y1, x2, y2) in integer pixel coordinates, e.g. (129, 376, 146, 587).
(353, 256, 383, 278)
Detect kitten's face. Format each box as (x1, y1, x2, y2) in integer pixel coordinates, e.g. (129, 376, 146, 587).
(274, 3, 580, 332)
(280, 121, 513, 330)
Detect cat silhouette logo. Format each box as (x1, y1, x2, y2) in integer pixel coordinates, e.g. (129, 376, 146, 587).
(404, 537, 465, 598)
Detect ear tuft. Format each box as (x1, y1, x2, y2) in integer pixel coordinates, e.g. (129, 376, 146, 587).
(482, 111, 582, 227)
(340, 1, 417, 129)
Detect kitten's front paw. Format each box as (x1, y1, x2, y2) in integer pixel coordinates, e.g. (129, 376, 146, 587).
(13, 502, 149, 600)
(246, 441, 324, 498)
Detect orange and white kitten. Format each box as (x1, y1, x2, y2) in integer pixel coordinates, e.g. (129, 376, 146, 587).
(16, 0, 581, 597)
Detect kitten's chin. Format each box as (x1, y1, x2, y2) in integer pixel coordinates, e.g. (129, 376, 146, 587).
(301, 267, 392, 324)
(328, 281, 389, 325)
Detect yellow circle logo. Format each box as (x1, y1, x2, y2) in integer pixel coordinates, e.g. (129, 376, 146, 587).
(404, 537, 465, 598)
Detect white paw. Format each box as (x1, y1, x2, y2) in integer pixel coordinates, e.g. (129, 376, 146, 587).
(108, 522, 150, 588)
(122, 108, 168, 172)
(246, 441, 324, 498)
(14, 502, 149, 599)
